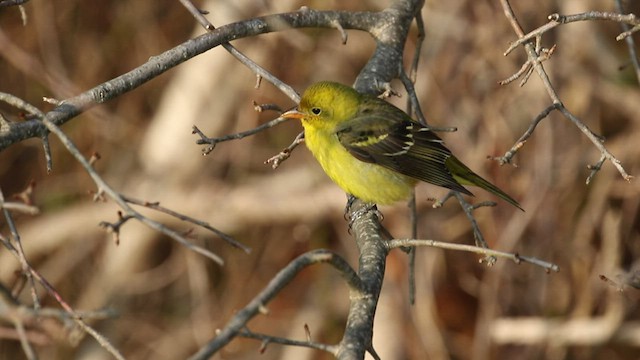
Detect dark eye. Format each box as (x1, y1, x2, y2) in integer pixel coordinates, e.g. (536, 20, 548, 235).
(311, 107, 322, 115)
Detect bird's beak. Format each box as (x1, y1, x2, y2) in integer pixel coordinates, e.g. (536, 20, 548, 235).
(281, 109, 305, 120)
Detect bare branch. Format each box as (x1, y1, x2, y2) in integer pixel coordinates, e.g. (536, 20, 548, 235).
(38, 117, 225, 265)
(454, 193, 498, 265)
(178, 0, 299, 101)
(0, 8, 391, 152)
(0, 230, 125, 360)
(337, 199, 389, 360)
(499, 0, 633, 183)
(0, 201, 39, 215)
(0, 187, 40, 308)
(504, 11, 640, 56)
(557, 105, 632, 182)
(189, 249, 362, 359)
(121, 195, 250, 253)
(0, 0, 29, 9)
(193, 115, 292, 155)
(386, 238, 559, 272)
(493, 103, 560, 165)
(265, 131, 305, 169)
(238, 327, 338, 354)
(615, 0, 640, 84)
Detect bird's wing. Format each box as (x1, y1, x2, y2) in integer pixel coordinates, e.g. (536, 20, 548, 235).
(336, 107, 472, 195)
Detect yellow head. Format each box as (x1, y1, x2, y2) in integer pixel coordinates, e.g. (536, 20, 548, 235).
(282, 81, 361, 131)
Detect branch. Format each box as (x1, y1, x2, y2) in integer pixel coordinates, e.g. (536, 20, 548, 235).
(0, 8, 388, 152)
(121, 195, 249, 253)
(178, 0, 300, 102)
(493, 103, 560, 165)
(0, 187, 40, 308)
(386, 238, 559, 273)
(0, 230, 124, 360)
(189, 249, 362, 359)
(192, 116, 292, 156)
(39, 116, 226, 264)
(498, 1, 633, 183)
(503, 11, 640, 56)
(264, 131, 305, 169)
(0, 0, 29, 8)
(338, 199, 389, 360)
(238, 327, 337, 354)
(615, 0, 640, 84)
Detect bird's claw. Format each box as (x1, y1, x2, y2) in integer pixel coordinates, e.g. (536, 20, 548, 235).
(345, 199, 383, 232)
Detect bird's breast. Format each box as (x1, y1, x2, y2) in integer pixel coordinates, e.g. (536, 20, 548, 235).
(302, 124, 416, 204)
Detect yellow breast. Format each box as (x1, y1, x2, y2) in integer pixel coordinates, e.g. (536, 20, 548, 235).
(303, 123, 417, 204)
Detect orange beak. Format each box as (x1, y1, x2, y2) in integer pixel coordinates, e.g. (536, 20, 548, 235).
(280, 109, 305, 120)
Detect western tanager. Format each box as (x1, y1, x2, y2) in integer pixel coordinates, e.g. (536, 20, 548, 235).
(281, 81, 522, 210)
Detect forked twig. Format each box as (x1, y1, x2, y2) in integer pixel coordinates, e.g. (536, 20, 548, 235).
(193, 115, 292, 155)
(498, 1, 633, 183)
(265, 131, 305, 169)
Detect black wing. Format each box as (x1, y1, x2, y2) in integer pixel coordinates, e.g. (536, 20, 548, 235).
(335, 101, 472, 195)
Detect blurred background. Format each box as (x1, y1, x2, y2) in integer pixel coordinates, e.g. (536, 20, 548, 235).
(1, 0, 639, 359)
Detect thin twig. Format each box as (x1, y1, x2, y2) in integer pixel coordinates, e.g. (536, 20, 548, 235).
(39, 117, 225, 265)
(557, 106, 632, 182)
(253, 101, 283, 113)
(177, 0, 214, 30)
(122, 195, 250, 253)
(367, 345, 382, 360)
(178, 0, 300, 102)
(493, 103, 560, 165)
(0, 188, 40, 308)
(238, 327, 338, 354)
(0, 293, 37, 360)
(399, 68, 428, 125)
(398, 67, 457, 132)
(432, 191, 506, 265)
(399, 69, 456, 132)
(615, 0, 640, 84)
(264, 131, 305, 169)
(0, 92, 53, 172)
(454, 192, 497, 265)
(586, 154, 607, 185)
(0, 201, 39, 215)
(407, 192, 417, 305)
(499, 0, 632, 183)
(193, 115, 293, 155)
(12, 317, 36, 360)
(504, 11, 640, 56)
(0, 92, 43, 117)
(0, 231, 125, 360)
(409, 11, 425, 84)
(386, 239, 559, 273)
(0, 0, 30, 8)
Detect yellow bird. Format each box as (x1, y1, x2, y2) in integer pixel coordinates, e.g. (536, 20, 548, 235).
(282, 81, 522, 210)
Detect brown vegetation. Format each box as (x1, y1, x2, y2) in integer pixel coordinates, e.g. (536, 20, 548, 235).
(1, 0, 639, 359)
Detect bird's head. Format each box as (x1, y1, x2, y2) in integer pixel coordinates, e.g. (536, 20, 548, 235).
(281, 81, 361, 130)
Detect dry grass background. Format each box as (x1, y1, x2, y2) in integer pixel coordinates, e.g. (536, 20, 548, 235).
(1, 0, 639, 359)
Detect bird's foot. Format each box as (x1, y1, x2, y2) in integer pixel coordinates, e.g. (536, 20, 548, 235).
(345, 197, 383, 232)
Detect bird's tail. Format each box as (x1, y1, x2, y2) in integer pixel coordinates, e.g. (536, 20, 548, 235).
(446, 157, 523, 211)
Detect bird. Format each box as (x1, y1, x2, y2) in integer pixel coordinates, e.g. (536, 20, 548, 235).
(281, 81, 522, 210)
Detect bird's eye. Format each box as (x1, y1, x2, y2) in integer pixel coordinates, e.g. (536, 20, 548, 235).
(311, 107, 322, 115)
